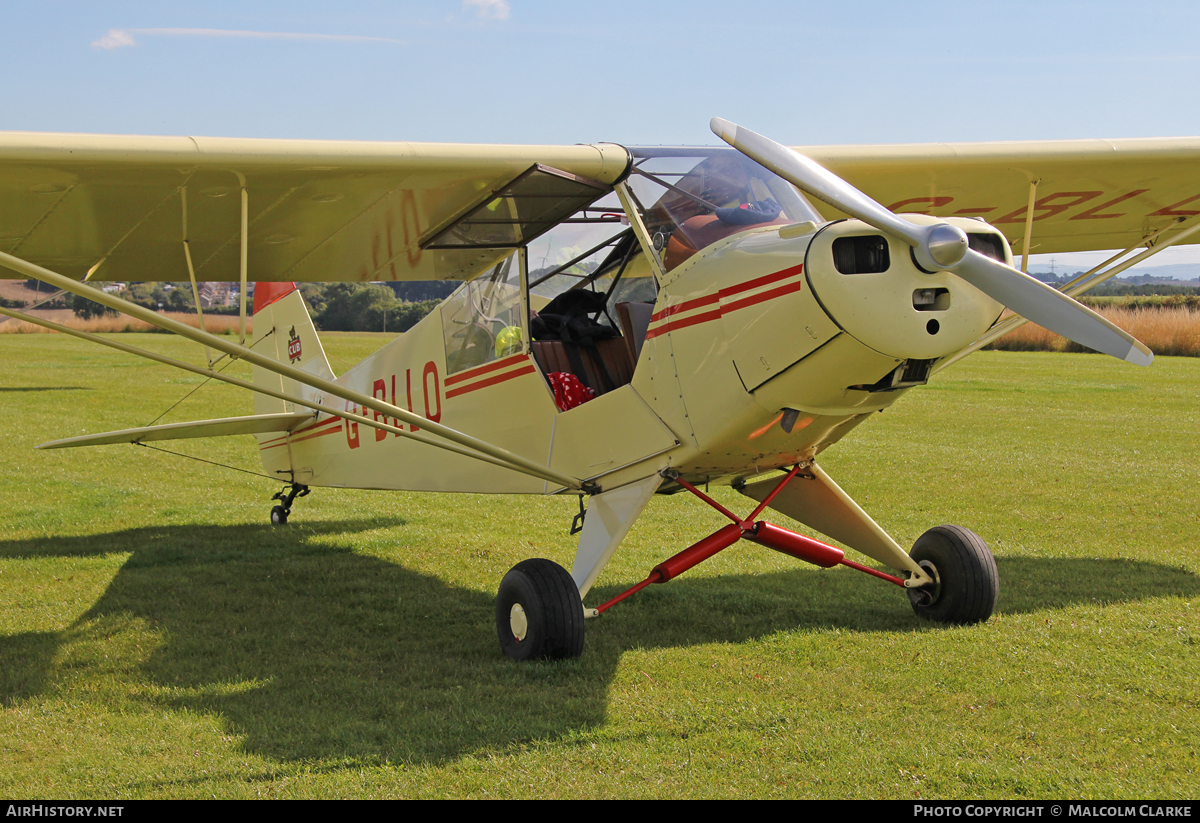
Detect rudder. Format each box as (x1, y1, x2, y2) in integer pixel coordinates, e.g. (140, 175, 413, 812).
(250, 282, 336, 477)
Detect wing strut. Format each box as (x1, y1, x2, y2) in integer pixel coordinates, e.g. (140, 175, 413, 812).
(0, 250, 593, 493)
(180, 186, 214, 367)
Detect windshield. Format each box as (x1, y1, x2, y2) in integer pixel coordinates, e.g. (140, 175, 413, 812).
(624, 147, 823, 271)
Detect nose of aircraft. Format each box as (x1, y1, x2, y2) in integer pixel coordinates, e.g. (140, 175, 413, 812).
(804, 217, 1005, 361)
(711, 117, 1153, 366)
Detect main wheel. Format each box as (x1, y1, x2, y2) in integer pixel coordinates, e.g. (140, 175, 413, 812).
(907, 525, 998, 624)
(270, 505, 289, 526)
(496, 558, 585, 661)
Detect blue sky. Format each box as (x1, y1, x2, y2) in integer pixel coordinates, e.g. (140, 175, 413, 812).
(6, 0, 1200, 268)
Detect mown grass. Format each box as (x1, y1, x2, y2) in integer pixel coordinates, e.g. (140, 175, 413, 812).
(1, 334, 1196, 798)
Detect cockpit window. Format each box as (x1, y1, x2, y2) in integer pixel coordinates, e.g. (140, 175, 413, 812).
(624, 147, 824, 271)
(527, 191, 629, 302)
(525, 190, 658, 322)
(441, 254, 526, 375)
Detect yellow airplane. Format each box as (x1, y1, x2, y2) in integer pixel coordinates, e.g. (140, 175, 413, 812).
(2, 120, 1197, 660)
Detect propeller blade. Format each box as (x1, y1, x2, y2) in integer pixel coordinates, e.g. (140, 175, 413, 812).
(710, 117, 925, 249)
(954, 249, 1153, 365)
(710, 117, 1153, 366)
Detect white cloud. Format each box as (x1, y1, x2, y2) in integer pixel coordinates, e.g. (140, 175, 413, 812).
(92, 29, 138, 49)
(91, 27, 402, 49)
(464, 0, 511, 20)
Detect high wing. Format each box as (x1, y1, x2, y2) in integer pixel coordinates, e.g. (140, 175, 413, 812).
(1, 132, 1199, 288)
(800, 137, 1200, 255)
(0, 132, 630, 283)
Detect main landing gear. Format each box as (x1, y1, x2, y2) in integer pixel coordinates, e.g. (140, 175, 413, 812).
(269, 482, 309, 526)
(495, 467, 999, 661)
(906, 525, 998, 624)
(495, 558, 585, 661)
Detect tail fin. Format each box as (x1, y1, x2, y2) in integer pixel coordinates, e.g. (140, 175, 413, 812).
(251, 283, 335, 480)
(250, 282, 335, 416)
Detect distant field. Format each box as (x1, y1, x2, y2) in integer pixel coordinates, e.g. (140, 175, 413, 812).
(1080, 294, 1200, 309)
(986, 305, 1200, 357)
(0, 311, 250, 335)
(0, 334, 1196, 799)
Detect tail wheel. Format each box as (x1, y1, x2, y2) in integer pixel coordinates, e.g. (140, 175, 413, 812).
(907, 525, 998, 624)
(496, 558, 584, 661)
(270, 505, 289, 526)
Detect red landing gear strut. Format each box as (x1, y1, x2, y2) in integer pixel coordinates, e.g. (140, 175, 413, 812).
(594, 466, 906, 615)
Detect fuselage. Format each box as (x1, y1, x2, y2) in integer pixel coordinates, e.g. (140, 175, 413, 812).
(257, 206, 1007, 496)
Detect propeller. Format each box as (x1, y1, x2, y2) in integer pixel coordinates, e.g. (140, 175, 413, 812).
(710, 118, 1153, 366)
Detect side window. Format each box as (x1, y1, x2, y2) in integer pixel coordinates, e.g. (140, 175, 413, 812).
(440, 254, 525, 374)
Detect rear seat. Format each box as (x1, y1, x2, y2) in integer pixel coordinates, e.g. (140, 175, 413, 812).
(531, 338, 634, 396)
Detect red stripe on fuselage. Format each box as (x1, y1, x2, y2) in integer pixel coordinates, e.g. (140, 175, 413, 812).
(444, 354, 528, 386)
(719, 280, 806, 314)
(644, 309, 724, 340)
(288, 416, 341, 438)
(645, 263, 805, 339)
(258, 415, 340, 450)
(287, 426, 344, 446)
(650, 293, 720, 323)
(445, 363, 537, 399)
(717, 262, 804, 299)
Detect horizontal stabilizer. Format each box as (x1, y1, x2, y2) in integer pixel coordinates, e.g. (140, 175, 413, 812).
(37, 412, 317, 450)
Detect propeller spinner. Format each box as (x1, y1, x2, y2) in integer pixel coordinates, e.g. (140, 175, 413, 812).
(710, 118, 1153, 367)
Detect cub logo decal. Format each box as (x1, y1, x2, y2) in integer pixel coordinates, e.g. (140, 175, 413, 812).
(287, 326, 302, 362)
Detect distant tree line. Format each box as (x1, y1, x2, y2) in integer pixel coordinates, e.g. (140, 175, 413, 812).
(69, 281, 191, 320)
(1030, 271, 1200, 297)
(303, 283, 442, 333)
(1084, 281, 1200, 297)
(297, 281, 457, 333)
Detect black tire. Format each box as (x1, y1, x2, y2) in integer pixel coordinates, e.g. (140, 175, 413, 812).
(907, 525, 998, 624)
(270, 505, 289, 526)
(496, 558, 584, 661)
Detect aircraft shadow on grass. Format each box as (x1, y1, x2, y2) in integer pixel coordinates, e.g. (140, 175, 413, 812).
(1, 522, 1197, 767)
(0, 386, 92, 392)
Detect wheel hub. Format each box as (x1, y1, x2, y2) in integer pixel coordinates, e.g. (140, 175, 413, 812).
(509, 603, 528, 641)
(907, 559, 941, 608)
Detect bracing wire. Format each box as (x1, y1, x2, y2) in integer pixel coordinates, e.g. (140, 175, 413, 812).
(142, 327, 276, 427)
(135, 442, 284, 483)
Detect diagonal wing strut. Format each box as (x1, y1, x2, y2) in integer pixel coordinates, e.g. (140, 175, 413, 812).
(0, 250, 593, 493)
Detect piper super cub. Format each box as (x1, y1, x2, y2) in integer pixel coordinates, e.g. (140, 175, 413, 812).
(3, 119, 1195, 660)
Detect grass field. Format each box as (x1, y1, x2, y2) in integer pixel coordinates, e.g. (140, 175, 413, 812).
(1, 334, 1196, 799)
